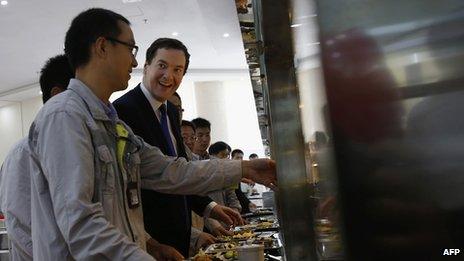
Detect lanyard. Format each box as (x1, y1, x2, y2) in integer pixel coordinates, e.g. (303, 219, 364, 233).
(115, 122, 140, 209)
(116, 123, 129, 172)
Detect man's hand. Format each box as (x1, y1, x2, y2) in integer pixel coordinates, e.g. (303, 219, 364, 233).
(241, 177, 255, 186)
(146, 238, 184, 261)
(210, 223, 234, 237)
(196, 232, 216, 249)
(242, 159, 277, 190)
(210, 205, 244, 226)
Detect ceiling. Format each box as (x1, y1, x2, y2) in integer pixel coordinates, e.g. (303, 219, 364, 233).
(0, 0, 247, 98)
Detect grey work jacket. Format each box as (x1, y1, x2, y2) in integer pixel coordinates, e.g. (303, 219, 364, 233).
(28, 79, 241, 260)
(0, 138, 33, 261)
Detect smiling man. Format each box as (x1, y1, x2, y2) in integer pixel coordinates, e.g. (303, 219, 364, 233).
(113, 38, 238, 257)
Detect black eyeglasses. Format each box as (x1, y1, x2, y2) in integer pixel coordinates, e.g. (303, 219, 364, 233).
(106, 37, 139, 57)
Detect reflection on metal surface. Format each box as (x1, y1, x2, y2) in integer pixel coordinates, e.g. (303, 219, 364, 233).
(312, 0, 464, 260)
(290, 0, 345, 260)
(256, 0, 318, 260)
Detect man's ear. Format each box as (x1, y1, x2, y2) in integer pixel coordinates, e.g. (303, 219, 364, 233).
(143, 62, 149, 74)
(50, 86, 65, 97)
(93, 36, 108, 59)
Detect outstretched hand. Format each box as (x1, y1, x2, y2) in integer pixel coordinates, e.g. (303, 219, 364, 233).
(242, 159, 277, 190)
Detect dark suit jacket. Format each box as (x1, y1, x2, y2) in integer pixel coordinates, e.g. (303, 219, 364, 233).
(235, 186, 251, 214)
(113, 85, 212, 256)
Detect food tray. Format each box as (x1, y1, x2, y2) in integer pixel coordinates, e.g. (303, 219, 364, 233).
(234, 222, 279, 232)
(241, 210, 274, 218)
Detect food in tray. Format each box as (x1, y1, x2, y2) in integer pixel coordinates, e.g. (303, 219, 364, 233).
(196, 248, 238, 261)
(206, 237, 280, 253)
(257, 221, 275, 229)
(193, 249, 214, 261)
(234, 221, 277, 231)
(217, 230, 256, 242)
(258, 216, 276, 222)
(250, 237, 275, 248)
(208, 242, 238, 251)
(233, 230, 255, 240)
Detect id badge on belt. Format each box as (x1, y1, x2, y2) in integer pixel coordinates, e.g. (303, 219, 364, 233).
(126, 181, 140, 209)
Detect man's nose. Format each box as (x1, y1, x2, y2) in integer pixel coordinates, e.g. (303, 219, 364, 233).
(162, 69, 174, 80)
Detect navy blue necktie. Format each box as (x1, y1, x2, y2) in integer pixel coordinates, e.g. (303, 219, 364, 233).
(160, 104, 189, 232)
(159, 104, 176, 157)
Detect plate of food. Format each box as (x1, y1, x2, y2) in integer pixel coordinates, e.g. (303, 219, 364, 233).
(234, 221, 279, 232)
(192, 249, 237, 261)
(204, 242, 238, 253)
(217, 230, 256, 242)
(204, 237, 281, 253)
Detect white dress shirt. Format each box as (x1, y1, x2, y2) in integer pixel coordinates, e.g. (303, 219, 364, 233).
(140, 82, 178, 155)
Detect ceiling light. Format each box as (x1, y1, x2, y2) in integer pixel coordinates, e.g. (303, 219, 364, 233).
(223, 33, 230, 38)
(172, 32, 179, 36)
(0, 1, 8, 6)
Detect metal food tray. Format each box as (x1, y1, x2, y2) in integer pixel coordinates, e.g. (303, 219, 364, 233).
(204, 243, 238, 254)
(205, 238, 282, 254)
(216, 234, 255, 243)
(234, 223, 279, 232)
(241, 210, 274, 218)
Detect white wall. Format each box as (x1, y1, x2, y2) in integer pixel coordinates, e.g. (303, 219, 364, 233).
(191, 79, 264, 157)
(194, 81, 231, 143)
(222, 79, 264, 157)
(0, 103, 24, 163)
(177, 80, 197, 121)
(20, 96, 43, 137)
(0, 96, 44, 164)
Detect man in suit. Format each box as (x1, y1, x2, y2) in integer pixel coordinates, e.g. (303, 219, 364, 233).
(113, 38, 241, 257)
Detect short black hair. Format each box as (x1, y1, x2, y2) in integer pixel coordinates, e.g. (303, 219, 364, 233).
(192, 117, 211, 130)
(145, 38, 190, 75)
(231, 149, 244, 158)
(64, 8, 130, 70)
(181, 120, 195, 132)
(208, 141, 231, 156)
(249, 153, 258, 159)
(39, 54, 74, 103)
(173, 92, 181, 101)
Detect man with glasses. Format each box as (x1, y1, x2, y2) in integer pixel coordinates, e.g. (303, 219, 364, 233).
(106, 36, 139, 57)
(181, 120, 199, 160)
(192, 117, 212, 160)
(28, 8, 276, 260)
